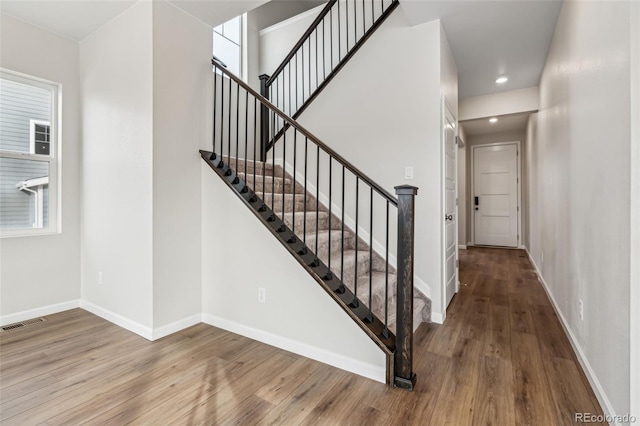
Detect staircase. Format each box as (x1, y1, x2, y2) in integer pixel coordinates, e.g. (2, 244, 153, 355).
(220, 157, 431, 334)
(203, 0, 429, 390)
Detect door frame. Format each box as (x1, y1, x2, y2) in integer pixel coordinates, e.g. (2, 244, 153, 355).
(470, 140, 522, 248)
(441, 95, 458, 321)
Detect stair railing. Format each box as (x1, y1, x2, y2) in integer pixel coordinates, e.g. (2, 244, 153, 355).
(209, 60, 417, 390)
(259, 0, 400, 155)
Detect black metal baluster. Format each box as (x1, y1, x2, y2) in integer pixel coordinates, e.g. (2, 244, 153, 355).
(301, 44, 305, 108)
(235, 83, 239, 170)
(303, 137, 308, 244)
(308, 38, 311, 103)
(292, 130, 297, 235)
(368, 187, 373, 322)
(212, 69, 217, 159)
(253, 97, 257, 191)
(227, 76, 232, 167)
(315, 28, 319, 91)
(220, 71, 224, 163)
(352, 176, 359, 308)
(330, 7, 334, 71)
(282, 128, 286, 217)
(371, 0, 374, 28)
(315, 145, 320, 255)
(363, 0, 366, 38)
(345, 0, 349, 50)
(341, 165, 345, 282)
(288, 64, 292, 117)
(244, 90, 248, 177)
(322, 18, 326, 80)
(383, 200, 389, 338)
(328, 156, 332, 268)
(271, 110, 276, 211)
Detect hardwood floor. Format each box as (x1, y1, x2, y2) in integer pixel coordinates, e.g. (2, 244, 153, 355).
(0, 247, 603, 425)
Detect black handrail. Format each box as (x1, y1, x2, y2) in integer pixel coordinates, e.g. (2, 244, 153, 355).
(215, 59, 397, 206)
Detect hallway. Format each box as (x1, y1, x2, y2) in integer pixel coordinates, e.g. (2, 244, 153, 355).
(419, 247, 605, 424)
(0, 248, 604, 425)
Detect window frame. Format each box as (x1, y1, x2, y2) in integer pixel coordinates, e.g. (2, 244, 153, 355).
(213, 15, 243, 78)
(0, 69, 61, 238)
(29, 119, 51, 155)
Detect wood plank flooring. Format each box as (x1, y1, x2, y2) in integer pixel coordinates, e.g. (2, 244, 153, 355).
(0, 247, 603, 425)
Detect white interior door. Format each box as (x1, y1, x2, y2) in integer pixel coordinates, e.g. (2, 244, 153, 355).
(473, 143, 519, 247)
(443, 103, 457, 309)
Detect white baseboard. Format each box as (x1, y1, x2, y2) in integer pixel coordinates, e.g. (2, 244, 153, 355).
(151, 314, 202, 340)
(80, 300, 153, 340)
(431, 311, 444, 324)
(459, 244, 467, 250)
(525, 249, 617, 424)
(0, 299, 80, 326)
(202, 313, 386, 384)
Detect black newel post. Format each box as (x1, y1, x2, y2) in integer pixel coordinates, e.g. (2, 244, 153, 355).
(394, 184, 418, 391)
(259, 74, 270, 162)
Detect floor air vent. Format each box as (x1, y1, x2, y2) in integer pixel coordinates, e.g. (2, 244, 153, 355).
(1, 317, 47, 332)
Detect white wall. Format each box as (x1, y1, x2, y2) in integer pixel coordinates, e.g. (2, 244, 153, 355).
(201, 163, 387, 382)
(80, 1, 154, 332)
(151, 0, 210, 332)
(0, 14, 81, 324)
(261, 9, 454, 321)
(459, 87, 539, 121)
(527, 0, 632, 418)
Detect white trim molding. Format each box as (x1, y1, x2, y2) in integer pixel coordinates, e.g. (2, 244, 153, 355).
(202, 313, 386, 383)
(151, 314, 202, 341)
(0, 299, 80, 326)
(80, 300, 153, 340)
(469, 141, 522, 248)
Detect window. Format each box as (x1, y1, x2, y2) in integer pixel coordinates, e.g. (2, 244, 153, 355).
(213, 15, 242, 76)
(30, 120, 51, 155)
(0, 69, 59, 236)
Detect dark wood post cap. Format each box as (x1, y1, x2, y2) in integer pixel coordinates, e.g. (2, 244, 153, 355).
(394, 185, 418, 196)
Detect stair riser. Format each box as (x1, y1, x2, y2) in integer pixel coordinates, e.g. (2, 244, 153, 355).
(333, 254, 388, 288)
(283, 213, 341, 237)
(247, 179, 294, 194)
(267, 196, 317, 214)
(222, 158, 276, 175)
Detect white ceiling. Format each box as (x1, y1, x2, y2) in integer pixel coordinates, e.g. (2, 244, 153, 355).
(0, 0, 270, 41)
(460, 112, 530, 138)
(0, 0, 563, 103)
(0, 1, 138, 41)
(250, 0, 326, 31)
(400, 0, 563, 99)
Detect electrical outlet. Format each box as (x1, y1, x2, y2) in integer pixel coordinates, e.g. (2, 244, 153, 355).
(579, 300, 584, 321)
(404, 166, 414, 180)
(258, 287, 266, 304)
(98, 271, 103, 285)
(540, 252, 544, 265)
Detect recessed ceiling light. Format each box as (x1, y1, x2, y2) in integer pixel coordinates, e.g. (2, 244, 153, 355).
(495, 76, 508, 84)
(489, 117, 498, 123)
